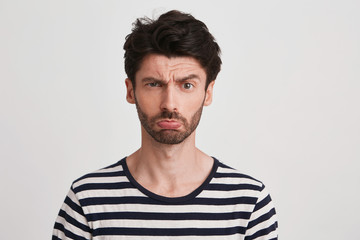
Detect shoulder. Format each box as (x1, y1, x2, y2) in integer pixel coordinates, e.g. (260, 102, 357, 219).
(70, 157, 128, 194)
(202, 158, 275, 212)
(213, 158, 265, 191)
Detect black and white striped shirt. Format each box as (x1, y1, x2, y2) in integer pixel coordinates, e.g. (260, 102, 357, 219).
(53, 157, 278, 239)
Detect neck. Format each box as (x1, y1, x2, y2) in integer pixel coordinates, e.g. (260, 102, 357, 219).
(126, 128, 213, 197)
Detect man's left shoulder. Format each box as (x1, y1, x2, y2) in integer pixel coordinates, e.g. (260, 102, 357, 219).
(213, 158, 265, 191)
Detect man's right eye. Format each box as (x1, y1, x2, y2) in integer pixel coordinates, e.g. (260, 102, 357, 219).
(148, 82, 160, 87)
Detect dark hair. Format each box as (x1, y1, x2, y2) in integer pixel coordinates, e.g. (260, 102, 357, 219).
(123, 10, 222, 89)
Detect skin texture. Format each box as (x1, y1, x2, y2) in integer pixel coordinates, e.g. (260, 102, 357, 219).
(125, 54, 215, 197)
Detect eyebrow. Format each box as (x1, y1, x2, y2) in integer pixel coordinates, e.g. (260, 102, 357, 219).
(141, 74, 200, 84)
(176, 74, 200, 83)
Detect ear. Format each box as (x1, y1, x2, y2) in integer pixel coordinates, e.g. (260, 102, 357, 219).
(203, 81, 215, 106)
(125, 78, 135, 104)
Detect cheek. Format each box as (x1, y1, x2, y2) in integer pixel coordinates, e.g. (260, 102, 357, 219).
(183, 95, 205, 114)
(135, 93, 159, 114)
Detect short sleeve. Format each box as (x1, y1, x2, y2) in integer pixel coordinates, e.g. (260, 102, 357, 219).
(52, 186, 92, 240)
(244, 184, 279, 240)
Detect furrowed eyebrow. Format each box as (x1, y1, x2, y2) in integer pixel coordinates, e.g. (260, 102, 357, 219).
(141, 77, 165, 84)
(175, 74, 200, 83)
(141, 75, 200, 84)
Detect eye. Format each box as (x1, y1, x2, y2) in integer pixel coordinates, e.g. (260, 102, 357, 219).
(148, 82, 161, 87)
(183, 82, 194, 90)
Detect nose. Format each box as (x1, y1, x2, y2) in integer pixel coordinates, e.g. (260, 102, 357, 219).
(160, 85, 178, 112)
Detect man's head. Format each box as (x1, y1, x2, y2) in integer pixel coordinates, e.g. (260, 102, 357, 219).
(123, 10, 221, 90)
(126, 54, 212, 145)
(124, 11, 222, 145)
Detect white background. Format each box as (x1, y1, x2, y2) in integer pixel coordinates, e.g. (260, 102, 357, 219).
(1, 0, 359, 239)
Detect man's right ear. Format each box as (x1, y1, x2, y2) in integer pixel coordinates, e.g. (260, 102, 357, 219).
(125, 78, 135, 104)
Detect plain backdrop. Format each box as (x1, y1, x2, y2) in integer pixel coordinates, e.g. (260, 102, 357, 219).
(1, 0, 359, 239)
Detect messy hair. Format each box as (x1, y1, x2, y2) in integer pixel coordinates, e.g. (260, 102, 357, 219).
(123, 10, 222, 89)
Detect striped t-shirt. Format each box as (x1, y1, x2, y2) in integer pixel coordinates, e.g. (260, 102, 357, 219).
(53, 157, 278, 240)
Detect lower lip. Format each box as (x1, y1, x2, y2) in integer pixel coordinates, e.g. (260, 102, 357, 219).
(157, 121, 181, 129)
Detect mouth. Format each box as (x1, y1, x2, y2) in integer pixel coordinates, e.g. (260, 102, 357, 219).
(156, 120, 182, 130)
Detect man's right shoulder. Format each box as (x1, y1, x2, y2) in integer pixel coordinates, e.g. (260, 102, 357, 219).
(70, 157, 128, 194)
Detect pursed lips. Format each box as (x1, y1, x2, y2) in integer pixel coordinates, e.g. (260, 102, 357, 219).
(156, 120, 182, 129)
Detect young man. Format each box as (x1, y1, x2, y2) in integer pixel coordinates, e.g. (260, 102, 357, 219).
(53, 10, 278, 240)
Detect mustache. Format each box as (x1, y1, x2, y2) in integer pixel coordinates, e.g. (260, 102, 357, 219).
(151, 110, 187, 123)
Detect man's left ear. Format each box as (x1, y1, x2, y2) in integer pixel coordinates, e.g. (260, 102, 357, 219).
(204, 81, 215, 106)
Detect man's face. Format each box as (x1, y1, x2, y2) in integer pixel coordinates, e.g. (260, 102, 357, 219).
(125, 54, 214, 145)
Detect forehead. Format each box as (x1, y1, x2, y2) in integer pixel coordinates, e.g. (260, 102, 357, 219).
(135, 54, 206, 81)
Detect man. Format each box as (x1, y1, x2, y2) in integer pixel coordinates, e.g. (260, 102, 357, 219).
(53, 10, 278, 240)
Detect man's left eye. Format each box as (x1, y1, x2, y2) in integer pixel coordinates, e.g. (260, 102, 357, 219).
(183, 83, 193, 89)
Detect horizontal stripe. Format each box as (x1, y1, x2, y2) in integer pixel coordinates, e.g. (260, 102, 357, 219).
(214, 172, 259, 180)
(215, 165, 238, 173)
(91, 234, 244, 240)
(206, 183, 262, 191)
(90, 218, 249, 229)
(76, 170, 125, 180)
(92, 226, 246, 236)
(78, 188, 261, 200)
(87, 211, 252, 222)
(77, 188, 146, 198)
(83, 203, 255, 214)
(198, 189, 261, 198)
(74, 182, 134, 193)
(73, 175, 128, 189)
(210, 176, 262, 186)
(79, 196, 257, 206)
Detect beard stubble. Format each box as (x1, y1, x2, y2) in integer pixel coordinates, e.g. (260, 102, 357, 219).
(135, 97, 204, 145)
